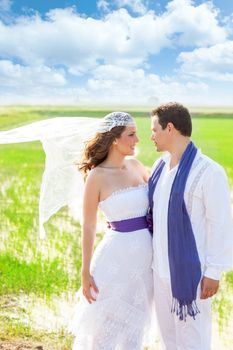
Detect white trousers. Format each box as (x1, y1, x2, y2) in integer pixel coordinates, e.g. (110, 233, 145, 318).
(153, 269, 212, 350)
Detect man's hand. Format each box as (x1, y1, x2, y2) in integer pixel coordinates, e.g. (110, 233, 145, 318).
(200, 276, 219, 299)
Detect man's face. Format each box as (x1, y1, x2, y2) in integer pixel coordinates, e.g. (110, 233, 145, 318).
(150, 115, 169, 152)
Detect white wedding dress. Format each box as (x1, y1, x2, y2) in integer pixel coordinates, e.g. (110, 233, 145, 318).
(70, 184, 154, 350)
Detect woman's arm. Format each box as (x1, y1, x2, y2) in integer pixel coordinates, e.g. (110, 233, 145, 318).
(81, 170, 101, 303)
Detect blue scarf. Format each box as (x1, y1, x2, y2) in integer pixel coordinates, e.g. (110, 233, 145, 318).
(147, 142, 201, 321)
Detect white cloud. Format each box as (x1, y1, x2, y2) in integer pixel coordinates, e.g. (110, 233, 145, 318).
(0, 0, 12, 12)
(114, 0, 147, 15)
(178, 41, 233, 81)
(0, 2, 227, 75)
(163, 0, 226, 46)
(83, 64, 209, 105)
(0, 60, 66, 87)
(0, 61, 229, 106)
(0, 0, 12, 22)
(97, 0, 110, 12)
(0, 1, 231, 106)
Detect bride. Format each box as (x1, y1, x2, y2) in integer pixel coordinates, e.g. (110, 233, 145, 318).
(70, 112, 154, 349)
(0, 111, 154, 349)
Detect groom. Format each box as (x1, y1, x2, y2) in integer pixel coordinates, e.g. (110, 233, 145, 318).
(149, 102, 233, 350)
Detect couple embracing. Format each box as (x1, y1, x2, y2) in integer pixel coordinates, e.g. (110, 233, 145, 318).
(71, 102, 232, 350)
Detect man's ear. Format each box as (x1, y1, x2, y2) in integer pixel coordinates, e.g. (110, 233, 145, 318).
(167, 122, 174, 132)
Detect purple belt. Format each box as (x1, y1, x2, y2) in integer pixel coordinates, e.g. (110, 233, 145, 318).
(107, 216, 148, 232)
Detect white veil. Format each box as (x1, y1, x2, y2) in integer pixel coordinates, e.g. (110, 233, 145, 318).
(0, 117, 101, 238)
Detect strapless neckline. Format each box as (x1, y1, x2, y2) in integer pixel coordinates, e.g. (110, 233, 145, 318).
(99, 183, 147, 204)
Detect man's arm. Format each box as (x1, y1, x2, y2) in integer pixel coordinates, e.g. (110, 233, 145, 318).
(201, 165, 233, 299)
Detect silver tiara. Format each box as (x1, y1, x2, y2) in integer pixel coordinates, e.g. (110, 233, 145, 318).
(97, 112, 135, 133)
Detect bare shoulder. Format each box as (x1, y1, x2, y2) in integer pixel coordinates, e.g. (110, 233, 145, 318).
(126, 158, 145, 170)
(85, 167, 103, 187)
(126, 158, 149, 181)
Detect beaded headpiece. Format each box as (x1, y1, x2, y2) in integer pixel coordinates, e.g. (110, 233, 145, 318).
(98, 111, 136, 133)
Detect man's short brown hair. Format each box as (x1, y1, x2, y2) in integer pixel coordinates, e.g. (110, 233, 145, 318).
(151, 102, 192, 137)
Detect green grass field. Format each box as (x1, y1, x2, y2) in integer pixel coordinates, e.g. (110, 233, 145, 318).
(0, 106, 233, 349)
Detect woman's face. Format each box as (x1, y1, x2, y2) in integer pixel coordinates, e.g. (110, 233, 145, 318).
(114, 125, 139, 156)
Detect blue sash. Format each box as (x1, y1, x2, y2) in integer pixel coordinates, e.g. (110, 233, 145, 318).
(107, 216, 148, 232)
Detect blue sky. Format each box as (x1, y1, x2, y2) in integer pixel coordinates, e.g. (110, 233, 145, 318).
(9, 1, 233, 17)
(0, 0, 232, 106)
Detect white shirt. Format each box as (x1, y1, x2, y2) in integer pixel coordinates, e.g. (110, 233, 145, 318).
(152, 149, 233, 280)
